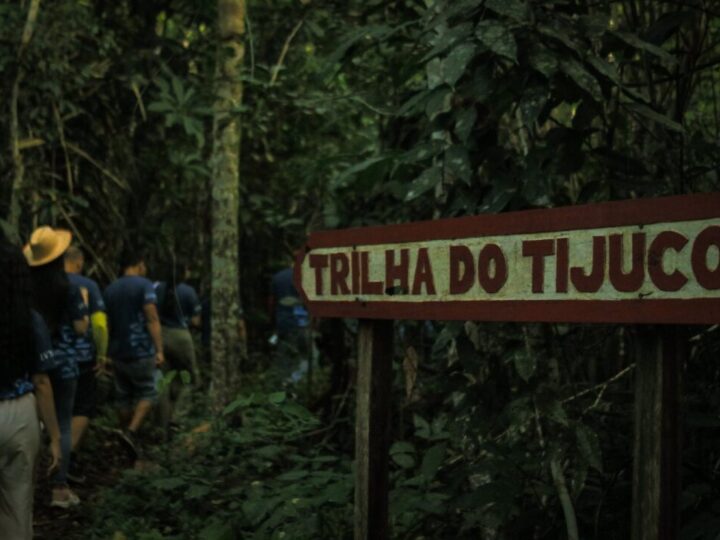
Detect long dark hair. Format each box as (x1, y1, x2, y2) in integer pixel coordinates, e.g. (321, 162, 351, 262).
(0, 229, 35, 385)
(29, 255, 69, 337)
(159, 268, 181, 322)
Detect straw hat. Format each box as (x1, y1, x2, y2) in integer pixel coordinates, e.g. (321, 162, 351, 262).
(23, 226, 72, 267)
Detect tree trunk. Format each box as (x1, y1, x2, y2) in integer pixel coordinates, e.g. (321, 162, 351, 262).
(210, 0, 246, 409)
(6, 0, 41, 239)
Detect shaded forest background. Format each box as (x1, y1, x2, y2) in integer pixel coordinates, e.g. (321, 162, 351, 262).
(1, 0, 720, 539)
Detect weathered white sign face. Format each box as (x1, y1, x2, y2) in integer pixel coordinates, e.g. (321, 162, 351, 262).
(295, 194, 720, 323)
(301, 219, 720, 303)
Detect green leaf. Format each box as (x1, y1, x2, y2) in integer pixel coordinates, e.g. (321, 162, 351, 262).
(425, 87, 453, 119)
(476, 21, 517, 63)
(444, 145, 472, 184)
(442, 43, 477, 87)
(186, 484, 211, 500)
(560, 59, 603, 102)
(513, 349, 536, 382)
(405, 167, 442, 202)
(151, 477, 186, 490)
(426, 58, 443, 90)
(575, 424, 603, 471)
(180, 370, 192, 385)
(413, 414, 432, 439)
(454, 107, 477, 143)
(268, 391, 287, 404)
(612, 30, 676, 64)
(485, 0, 528, 22)
(391, 441, 415, 455)
(199, 520, 234, 540)
(392, 453, 416, 469)
(421, 444, 447, 480)
(625, 103, 684, 133)
(528, 49, 559, 78)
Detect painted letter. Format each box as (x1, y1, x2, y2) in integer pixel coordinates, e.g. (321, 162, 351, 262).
(692, 226, 720, 290)
(412, 248, 436, 295)
(477, 244, 507, 294)
(570, 236, 606, 293)
(330, 253, 351, 295)
(555, 238, 569, 293)
(522, 239, 554, 293)
(309, 254, 328, 296)
(449, 245, 474, 295)
(361, 251, 383, 295)
(385, 249, 410, 292)
(609, 233, 645, 292)
(648, 231, 688, 291)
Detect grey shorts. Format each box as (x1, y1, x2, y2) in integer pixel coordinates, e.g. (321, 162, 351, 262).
(113, 357, 158, 408)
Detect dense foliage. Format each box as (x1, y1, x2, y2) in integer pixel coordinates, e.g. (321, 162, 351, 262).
(2, 0, 720, 538)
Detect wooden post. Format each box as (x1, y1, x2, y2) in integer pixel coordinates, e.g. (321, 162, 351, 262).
(354, 319, 394, 540)
(631, 326, 684, 540)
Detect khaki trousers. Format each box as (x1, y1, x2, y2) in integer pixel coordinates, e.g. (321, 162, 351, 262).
(0, 392, 40, 540)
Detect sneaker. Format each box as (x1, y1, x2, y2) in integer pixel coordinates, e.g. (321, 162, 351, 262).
(50, 487, 80, 509)
(67, 461, 86, 485)
(117, 429, 141, 460)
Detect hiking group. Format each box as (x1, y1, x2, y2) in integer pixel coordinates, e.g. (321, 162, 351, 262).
(0, 226, 214, 539)
(0, 225, 310, 540)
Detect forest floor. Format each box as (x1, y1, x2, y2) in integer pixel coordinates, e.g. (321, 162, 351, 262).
(33, 425, 133, 540)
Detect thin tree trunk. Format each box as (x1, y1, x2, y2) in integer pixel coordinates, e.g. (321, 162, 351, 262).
(7, 0, 41, 239)
(210, 0, 246, 409)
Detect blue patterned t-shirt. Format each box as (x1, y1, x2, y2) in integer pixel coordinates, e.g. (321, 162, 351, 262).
(0, 310, 56, 400)
(104, 275, 157, 361)
(67, 273, 105, 363)
(50, 284, 89, 380)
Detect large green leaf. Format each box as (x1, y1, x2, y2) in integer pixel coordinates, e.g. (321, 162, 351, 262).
(612, 30, 676, 64)
(575, 423, 603, 471)
(442, 43, 477, 87)
(405, 166, 442, 201)
(485, 0, 529, 22)
(560, 59, 603, 102)
(626, 102, 684, 133)
(421, 444, 447, 480)
(476, 21, 517, 63)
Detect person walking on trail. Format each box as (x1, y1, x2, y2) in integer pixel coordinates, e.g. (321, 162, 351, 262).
(154, 272, 201, 434)
(24, 226, 89, 509)
(64, 246, 108, 482)
(103, 252, 164, 459)
(269, 265, 310, 383)
(0, 229, 62, 538)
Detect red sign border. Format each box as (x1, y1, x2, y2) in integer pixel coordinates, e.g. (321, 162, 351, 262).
(294, 193, 720, 324)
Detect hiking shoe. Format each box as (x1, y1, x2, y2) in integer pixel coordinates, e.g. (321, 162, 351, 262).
(67, 461, 86, 485)
(117, 429, 140, 460)
(50, 487, 80, 509)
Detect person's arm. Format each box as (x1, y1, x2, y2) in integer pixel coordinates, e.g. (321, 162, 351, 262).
(32, 373, 61, 474)
(90, 311, 108, 358)
(144, 303, 164, 366)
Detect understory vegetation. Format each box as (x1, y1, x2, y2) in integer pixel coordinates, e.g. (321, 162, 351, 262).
(3, 0, 720, 538)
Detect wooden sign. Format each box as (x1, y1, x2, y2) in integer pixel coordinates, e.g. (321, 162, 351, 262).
(295, 193, 720, 324)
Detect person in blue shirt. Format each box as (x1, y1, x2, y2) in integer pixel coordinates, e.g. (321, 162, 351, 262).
(269, 265, 310, 382)
(0, 229, 62, 537)
(154, 271, 202, 435)
(104, 251, 164, 457)
(64, 246, 108, 476)
(24, 226, 89, 509)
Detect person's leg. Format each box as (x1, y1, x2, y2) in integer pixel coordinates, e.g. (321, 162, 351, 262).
(128, 399, 154, 432)
(0, 393, 40, 539)
(127, 357, 159, 435)
(71, 362, 97, 451)
(113, 360, 134, 429)
(50, 374, 79, 505)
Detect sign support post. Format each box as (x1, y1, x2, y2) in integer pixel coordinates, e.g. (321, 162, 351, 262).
(293, 193, 720, 540)
(354, 319, 394, 540)
(631, 326, 684, 540)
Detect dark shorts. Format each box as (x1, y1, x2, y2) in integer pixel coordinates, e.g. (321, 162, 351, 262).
(72, 362, 97, 418)
(113, 357, 158, 408)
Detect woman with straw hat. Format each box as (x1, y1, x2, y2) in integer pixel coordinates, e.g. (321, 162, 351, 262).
(0, 228, 62, 538)
(24, 226, 89, 508)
